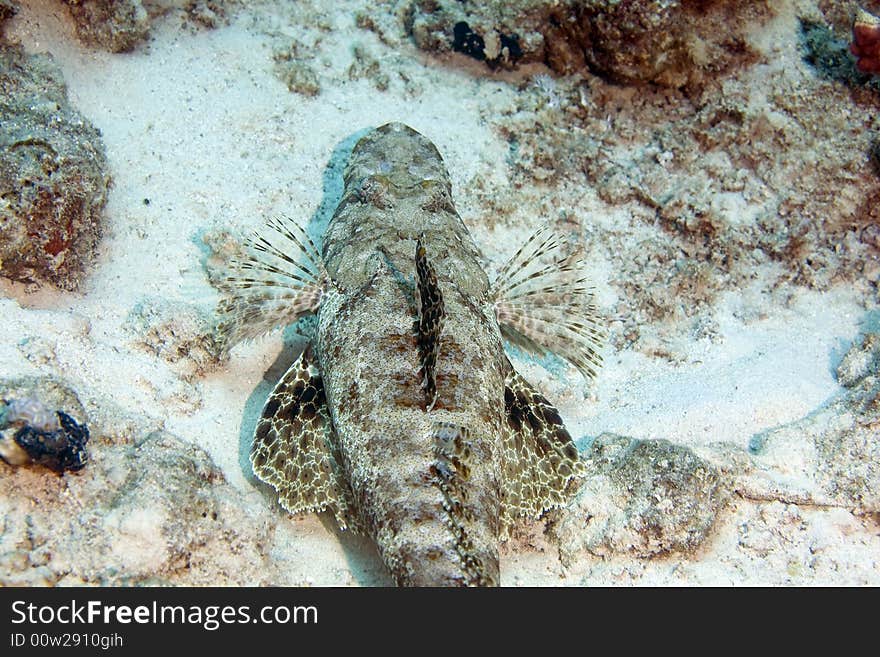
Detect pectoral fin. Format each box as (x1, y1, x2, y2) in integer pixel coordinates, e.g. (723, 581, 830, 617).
(250, 350, 358, 531)
(491, 226, 604, 383)
(217, 216, 328, 349)
(499, 363, 586, 531)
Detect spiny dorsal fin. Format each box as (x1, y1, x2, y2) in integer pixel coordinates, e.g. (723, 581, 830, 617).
(490, 226, 604, 383)
(250, 349, 359, 531)
(216, 216, 328, 349)
(416, 234, 445, 411)
(499, 363, 586, 533)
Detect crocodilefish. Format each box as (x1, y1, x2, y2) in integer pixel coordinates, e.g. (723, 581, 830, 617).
(217, 122, 603, 586)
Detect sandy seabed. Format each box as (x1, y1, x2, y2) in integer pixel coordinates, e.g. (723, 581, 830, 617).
(0, 0, 878, 586)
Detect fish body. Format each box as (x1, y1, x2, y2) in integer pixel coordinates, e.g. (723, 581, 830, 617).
(218, 123, 603, 586)
(318, 125, 504, 584)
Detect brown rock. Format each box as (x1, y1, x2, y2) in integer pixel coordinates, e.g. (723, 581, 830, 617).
(0, 44, 110, 291)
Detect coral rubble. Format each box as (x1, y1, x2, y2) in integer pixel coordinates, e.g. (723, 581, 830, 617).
(0, 0, 17, 27)
(125, 297, 225, 380)
(58, 1, 233, 52)
(0, 377, 271, 585)
(406, 0, 771, 87)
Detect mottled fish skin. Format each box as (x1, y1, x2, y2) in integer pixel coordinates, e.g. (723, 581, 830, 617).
(318, 124, 505, 585)
(218, 122, 603, 586)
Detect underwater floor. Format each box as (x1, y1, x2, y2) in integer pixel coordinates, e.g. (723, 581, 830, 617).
(0, 0, 878, 585)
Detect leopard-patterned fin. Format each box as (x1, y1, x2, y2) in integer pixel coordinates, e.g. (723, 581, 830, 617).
(217, 215, 328, 349)
(250, 350, 358, 531)
(499, 362, 586, 533)
(415, 234, 445, 411)
(491, 226, 604, 383)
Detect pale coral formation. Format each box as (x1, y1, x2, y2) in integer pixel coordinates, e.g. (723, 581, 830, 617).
(0, 429, 272, 585)
(489, 31, 880, 352)
(273, 41, 321, 96)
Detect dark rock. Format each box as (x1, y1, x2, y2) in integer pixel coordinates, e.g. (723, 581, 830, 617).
(273, 41, 321, 96)
(0, 0, 18, 27)
(125, 297, 225, 380)
(0, 376, 89, 473)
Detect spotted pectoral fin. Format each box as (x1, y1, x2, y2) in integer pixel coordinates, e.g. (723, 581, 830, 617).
(499, 363, 586, 532)
(216, 216, 328, 350)
(250, 350, 358, 531)
(491, 226, 604, 383)
(416, 234, 445, 410)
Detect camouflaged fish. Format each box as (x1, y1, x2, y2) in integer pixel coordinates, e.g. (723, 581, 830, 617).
(217, 122, 603, 586)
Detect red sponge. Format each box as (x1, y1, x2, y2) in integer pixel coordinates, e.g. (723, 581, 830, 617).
(852, 7, 880, 73)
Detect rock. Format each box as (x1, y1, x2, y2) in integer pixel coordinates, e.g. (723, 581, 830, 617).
(0, 376, 86, 423)
(574, 0, 770, 87)
(747, 333, 880, 513)
(818, 333, 880, 511)
(406, 0, 770, 87)
(0, 377, 90, 473)
(125, 296, 225, 379)
(0, 44, 110, 291)
(278, 60, 320, 96)
(185, 1, 230, 30)
(348, 43, 390, 92)
(836, 332, 880, 388)
(0, 428, 272, 585)
(273, 41, 321, 96)
(0, 0, 18, 28)
(61, 0, 151, 53)
(0, 377, 270, 584)
(2, 409, 90, 473)
(552, 434, 729, 561)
